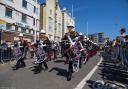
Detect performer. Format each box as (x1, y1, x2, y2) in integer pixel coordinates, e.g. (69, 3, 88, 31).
(13, 33, 28, 70)
(34, 29, 50, 73)
(62, 22, 79, 81)
(77, 33, 86, 66)
(53, 41, 58, 60)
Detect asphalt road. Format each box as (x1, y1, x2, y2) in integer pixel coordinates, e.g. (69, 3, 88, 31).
(0, 53, 116, 89)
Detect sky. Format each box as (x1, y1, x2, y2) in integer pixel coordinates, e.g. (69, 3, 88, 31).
(38, 0, 128, 40)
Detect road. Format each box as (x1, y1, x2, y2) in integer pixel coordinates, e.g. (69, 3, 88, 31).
(0, 53, 127, 89)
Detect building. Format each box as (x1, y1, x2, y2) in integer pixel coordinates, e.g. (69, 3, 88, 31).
(62, 8, 74, 37)
(0, 0, 40, 43)
(40, 0, 56, 40)
(89, 32, 105, 44)
(54, 1, 62, 41)
(40, 0, 63, 41)
(40, 0, 75, 40)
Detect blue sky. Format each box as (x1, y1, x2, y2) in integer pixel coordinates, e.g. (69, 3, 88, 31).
(38, 0, 128, 39)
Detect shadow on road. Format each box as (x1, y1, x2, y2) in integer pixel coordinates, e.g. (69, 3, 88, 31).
(100, 54, 128, 86)
(49, 67, 68, 78)
(86, 52, 128, 89)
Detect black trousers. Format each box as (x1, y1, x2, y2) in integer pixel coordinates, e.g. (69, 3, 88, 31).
(68, 60, 73, 78)
(79, 57, 82, 68)
(38, 61, 48, 69)
(16, 58, 26, 67)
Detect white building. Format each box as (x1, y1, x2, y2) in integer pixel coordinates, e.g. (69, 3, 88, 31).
(0, 0, 40, 43)
(40, 0, 75, 41)
(40, 0, 62, 41)
(62, 8, 75, 37)
(45, 0, 56, 40)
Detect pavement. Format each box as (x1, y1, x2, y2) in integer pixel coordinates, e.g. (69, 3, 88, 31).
(0, 52, 127, 89)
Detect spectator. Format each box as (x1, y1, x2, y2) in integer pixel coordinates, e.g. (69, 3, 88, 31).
(120, 28, 126, 44)
(1, 40, 8, 50)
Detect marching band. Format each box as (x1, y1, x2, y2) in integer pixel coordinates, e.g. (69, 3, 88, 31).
(12, 33, 28, 70)
(11, 22, 99, 81)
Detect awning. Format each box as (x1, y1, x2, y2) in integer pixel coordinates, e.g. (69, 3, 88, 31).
(0, 19, 7, 30)
(0, 19, 7, 24)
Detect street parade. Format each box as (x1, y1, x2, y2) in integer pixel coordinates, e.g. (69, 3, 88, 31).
(10, 22, 99, 81)
(0, 0, 128, 89)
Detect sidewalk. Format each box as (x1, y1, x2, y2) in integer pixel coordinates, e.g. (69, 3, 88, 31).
(84, 52, 128, 89)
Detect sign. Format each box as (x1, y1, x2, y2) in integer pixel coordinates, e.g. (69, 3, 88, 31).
(0, 19, 7, 30)
(15, 22, 23, 27)
(15, 22, 30, 29)
(25, 25, 30, 29)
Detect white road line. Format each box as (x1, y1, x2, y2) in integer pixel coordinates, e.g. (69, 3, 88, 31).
(74, 57, 103, 89)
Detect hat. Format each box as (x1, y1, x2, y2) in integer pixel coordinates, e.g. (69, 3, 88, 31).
(87, 37, 89, 40)
(120, 28, 126, 33)
(74, 37, 78, 41)
(84, 36, 87, 39)
(67, 22, 74, 28)
(18, 33, 24, 37)
(79, 32, 83, 35)
(40, 29, 46, 34)
(124, 35, 128, 39)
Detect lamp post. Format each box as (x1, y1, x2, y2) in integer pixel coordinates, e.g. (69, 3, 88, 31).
(86, 21, 88, 38)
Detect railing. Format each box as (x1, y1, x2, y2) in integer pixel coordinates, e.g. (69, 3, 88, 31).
(0, 47, 12, 63)
(104, 43, 128, 70)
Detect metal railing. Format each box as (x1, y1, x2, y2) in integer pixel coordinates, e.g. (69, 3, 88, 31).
(0, 47, 12, 63)
(104, 43, 128, 70)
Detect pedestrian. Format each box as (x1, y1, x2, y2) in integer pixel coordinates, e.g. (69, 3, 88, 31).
(120, 28, 126, 44)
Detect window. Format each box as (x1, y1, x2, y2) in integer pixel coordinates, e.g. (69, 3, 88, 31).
(34, 6, 36, 13)
(34, 6, 38, 14)
(58, 23, 61, 30)
(15, 26, 18, 31)
(48, 17, 52, 30)
(22, 28, 26, 33)
(22, 0, 27, 8)
(36, 19, 38, 27)
(22, 14, 27, 23)
(6, 24, 12, 30)
(5, 7, 12, 18)
(33, 18, 35, 26)
(8, 0, 13, 2)
(31, 30, 33, 34)
(26, 29, 29, 33)
(50, 9, 52, 15)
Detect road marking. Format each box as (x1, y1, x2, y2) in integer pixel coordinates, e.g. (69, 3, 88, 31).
(74, 57, 103, 89)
